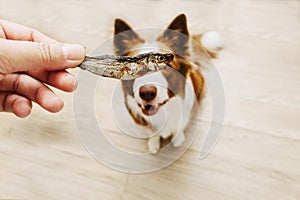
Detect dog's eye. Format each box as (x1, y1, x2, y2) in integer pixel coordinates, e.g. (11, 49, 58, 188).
(158, 56, 165, 62)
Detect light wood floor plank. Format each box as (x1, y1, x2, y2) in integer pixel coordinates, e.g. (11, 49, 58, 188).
(0, 0, 299, 199)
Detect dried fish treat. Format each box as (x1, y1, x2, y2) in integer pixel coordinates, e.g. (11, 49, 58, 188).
(78, 52, 174, 80)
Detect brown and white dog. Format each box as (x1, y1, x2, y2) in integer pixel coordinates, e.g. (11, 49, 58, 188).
(113, 14, 221, 153)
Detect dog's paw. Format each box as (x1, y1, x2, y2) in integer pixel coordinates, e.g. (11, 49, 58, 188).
(148, 136, 160, 154)
(172, 132, 186, 147)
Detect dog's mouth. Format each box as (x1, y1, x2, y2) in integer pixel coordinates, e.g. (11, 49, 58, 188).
(139, 100, 168, 116)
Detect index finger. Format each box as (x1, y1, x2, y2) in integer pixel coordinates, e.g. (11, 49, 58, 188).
(0, 19, 57, 43)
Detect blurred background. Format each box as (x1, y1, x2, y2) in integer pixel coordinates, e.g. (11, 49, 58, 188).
(0, 0, 300, 199)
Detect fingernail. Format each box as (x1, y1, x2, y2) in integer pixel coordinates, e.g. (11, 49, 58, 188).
(62, 44, 85, 61)
(65, 73, 78, 91)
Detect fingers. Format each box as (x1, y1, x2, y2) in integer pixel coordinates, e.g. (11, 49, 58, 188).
(28, 70, 77, 92)
(0, 20, 82, 117)
(0, 92, 32, 118)
(0, 19, 57, 43)
(0, 39, 85, 74)
(0, 19, 85, 75)
(0, 73, 64, 113)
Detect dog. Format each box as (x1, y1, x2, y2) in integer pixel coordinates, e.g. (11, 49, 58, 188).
(113, 14, 221, 153)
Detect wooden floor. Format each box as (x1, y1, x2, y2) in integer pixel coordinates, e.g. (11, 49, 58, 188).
(1, 0, 300, 199)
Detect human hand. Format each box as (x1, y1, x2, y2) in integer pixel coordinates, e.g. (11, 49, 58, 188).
(0, 19, 85, 118)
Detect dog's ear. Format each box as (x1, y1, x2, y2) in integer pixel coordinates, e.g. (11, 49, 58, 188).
(166, 13, 189, 36)
(114, 18, 145, 55)
(157, 14, 189, 55)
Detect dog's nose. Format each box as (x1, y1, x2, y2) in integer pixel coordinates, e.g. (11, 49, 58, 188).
(139, 85, 157, 101)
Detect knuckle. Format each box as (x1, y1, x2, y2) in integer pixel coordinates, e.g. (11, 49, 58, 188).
(0, 52, 14, 74)
(12, 74, 21, 92)
(38, 43, 52, 66)
(1, 92, 10, 112)
(38, 43, 58, 66)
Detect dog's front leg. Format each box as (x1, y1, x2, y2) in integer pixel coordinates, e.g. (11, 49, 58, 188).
(148, 134, 160, 154)
(172, 131, 186, 147)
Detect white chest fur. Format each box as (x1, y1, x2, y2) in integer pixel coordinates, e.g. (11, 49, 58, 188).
(126, 71, 196, 153)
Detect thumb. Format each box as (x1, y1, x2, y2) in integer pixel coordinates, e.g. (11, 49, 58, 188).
(0, 39, 85, 74)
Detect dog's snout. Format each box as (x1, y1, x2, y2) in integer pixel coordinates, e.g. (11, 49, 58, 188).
(139, 85, 157, 101)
